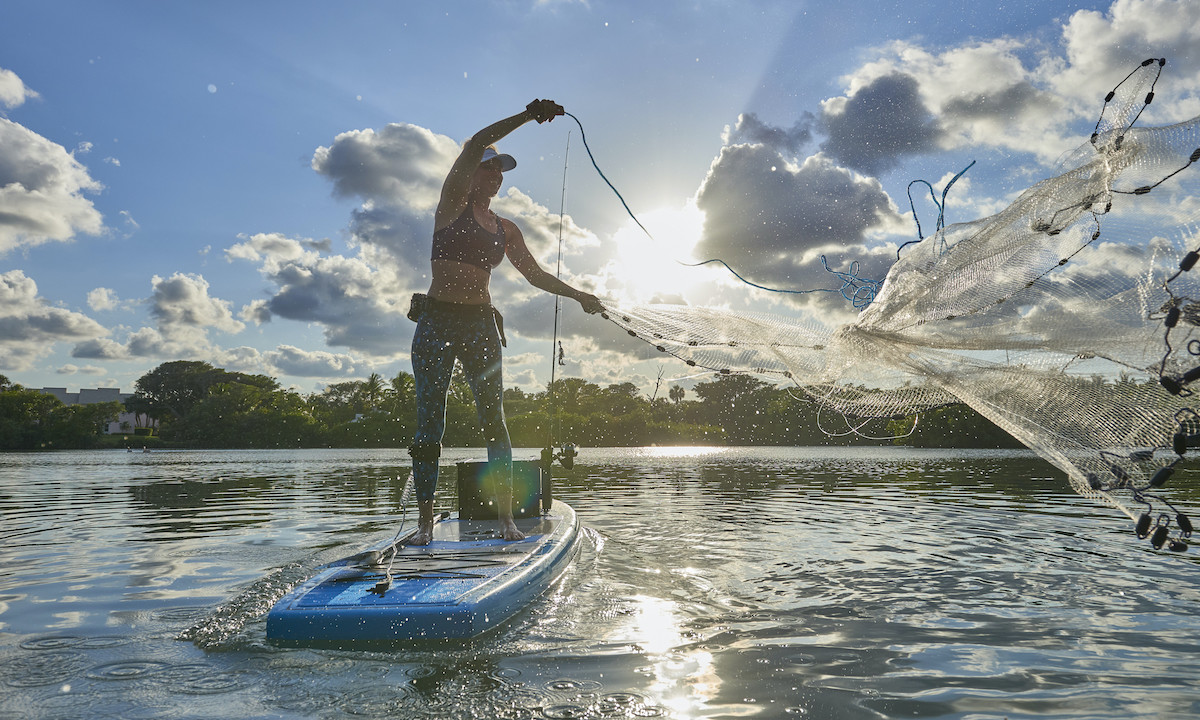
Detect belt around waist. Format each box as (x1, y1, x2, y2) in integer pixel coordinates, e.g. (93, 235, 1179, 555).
(427, 297, 494, 315)
(411, 293, 506, 346)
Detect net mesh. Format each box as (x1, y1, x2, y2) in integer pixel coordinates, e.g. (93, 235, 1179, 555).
(602, 59, 1200, 549)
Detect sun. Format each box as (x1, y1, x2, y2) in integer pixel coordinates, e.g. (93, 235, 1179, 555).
(608, 202, 708, 303)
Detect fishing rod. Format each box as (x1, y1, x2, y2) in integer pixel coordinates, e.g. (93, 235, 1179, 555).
(548, 130, 568, 428)
(543, 131, 577, 472)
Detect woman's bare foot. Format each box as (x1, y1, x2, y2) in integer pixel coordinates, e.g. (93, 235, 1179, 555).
(499, 515, 525, 542)
(409, 499, 435, 546)
(409, 525, 434, 546)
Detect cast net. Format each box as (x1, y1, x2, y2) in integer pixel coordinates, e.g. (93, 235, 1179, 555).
(601, 59, 1200, 550)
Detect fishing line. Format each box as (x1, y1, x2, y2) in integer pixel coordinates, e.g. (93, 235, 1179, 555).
(680, 256, 881, 307)
(565, 112, 654, 241)
(565, 111, 880, 303)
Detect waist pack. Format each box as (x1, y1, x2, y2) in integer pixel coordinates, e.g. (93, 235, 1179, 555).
(407, 293, 506, 347)
(407, 293, 430, 322)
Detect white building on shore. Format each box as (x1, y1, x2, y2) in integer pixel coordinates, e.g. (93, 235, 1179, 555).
(37, 387, 152, 435)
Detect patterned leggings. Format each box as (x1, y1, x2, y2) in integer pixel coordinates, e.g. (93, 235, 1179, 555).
(410, 302, 511, 502)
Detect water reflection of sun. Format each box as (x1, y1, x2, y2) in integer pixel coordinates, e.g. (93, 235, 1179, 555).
(624, 594, 719, 716)
(639, 446, 726, 459)
(607, 203, 708, 304)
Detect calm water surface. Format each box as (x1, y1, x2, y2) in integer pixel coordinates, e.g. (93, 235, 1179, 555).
(1, 446, 1198, 719)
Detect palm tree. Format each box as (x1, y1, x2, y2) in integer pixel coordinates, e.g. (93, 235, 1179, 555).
(362, 373, 385, 412)
(389, 372, 416, 414)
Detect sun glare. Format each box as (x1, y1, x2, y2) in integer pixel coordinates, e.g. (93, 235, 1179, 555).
(608, 203, 708, 303)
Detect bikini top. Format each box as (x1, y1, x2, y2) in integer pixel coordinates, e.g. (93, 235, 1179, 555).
(431, 210, 506, 271)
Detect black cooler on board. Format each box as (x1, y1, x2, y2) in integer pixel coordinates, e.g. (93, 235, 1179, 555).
(455, 459, 552, 520)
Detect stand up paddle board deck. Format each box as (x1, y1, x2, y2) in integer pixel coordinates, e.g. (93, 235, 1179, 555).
(266, 499, 578, 646)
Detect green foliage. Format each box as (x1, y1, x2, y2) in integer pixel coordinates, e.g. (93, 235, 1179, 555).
(0, 361, 1044, 452)
(0, 358, 1038, 452)
(887, 404, 1025, 449)
(0, 383, 123, 450)
(126, 360, 279, 440)
(171, 381, 321, 448)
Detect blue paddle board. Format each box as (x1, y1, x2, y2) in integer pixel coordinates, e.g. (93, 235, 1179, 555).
(266, 499, 578, 646)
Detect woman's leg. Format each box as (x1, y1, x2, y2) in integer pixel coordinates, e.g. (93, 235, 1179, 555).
(461, 327, 511, 472)
(459, 313, 524, 541)
(409, 315, 457, 544)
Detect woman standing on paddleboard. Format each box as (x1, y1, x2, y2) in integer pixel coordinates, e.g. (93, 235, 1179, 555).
(407, 99, 603, 545)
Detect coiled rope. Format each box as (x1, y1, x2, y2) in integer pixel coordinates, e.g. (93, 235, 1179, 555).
(897, 160, 975, 259)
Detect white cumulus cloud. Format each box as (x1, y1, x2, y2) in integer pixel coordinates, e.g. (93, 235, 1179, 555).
(0, 270, 108, 370)
(87, 287, 120, 312)
(0, 117, 105, 254)
(0, 67, 39, 110)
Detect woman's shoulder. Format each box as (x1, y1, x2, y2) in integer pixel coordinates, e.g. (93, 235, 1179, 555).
(434, 207, 472, 234)
(497, 215, 522, 237)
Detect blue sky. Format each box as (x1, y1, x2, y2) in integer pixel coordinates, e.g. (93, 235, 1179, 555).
(2, 0, 1199, 398)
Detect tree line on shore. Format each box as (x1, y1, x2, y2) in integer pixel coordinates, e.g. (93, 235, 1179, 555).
(1, 361, 1025, 451)
(0, 376, 127, 451)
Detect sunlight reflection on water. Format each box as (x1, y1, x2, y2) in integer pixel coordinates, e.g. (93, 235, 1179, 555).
(0, 447, 1198, 719)
(630, 446, 731, 459)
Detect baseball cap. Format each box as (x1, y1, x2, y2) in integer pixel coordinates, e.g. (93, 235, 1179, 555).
(480, 147, 517, 171)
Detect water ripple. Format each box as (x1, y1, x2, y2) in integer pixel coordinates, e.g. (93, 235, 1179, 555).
(2, 447, 1198, 719)
(84, 659, 171, 681)
(2, 651, 88, 687)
